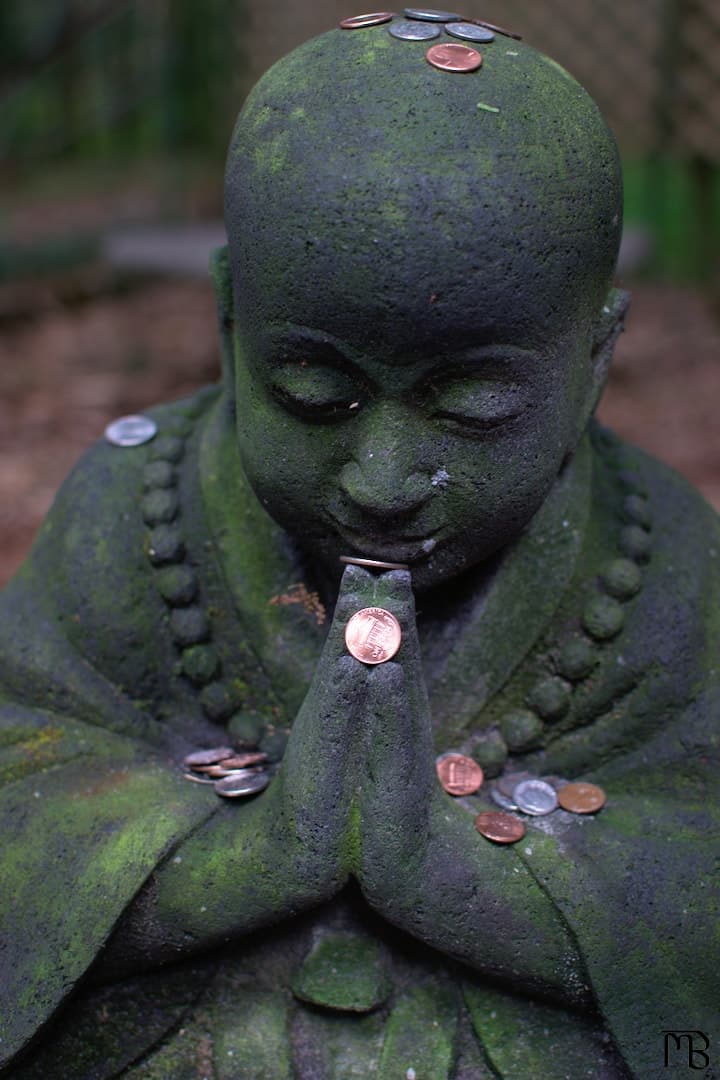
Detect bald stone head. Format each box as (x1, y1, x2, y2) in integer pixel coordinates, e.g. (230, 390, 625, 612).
(217, 27, 627, 590)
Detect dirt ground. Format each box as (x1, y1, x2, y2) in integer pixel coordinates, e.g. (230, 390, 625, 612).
(1, 277, 719, 587)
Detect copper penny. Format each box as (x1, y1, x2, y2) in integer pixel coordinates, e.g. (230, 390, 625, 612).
(475, 810, 526, 844)
(340, 555, 409, 571)
(426, 42, 482, 72)
(340, 12, 396, 29)
(436, 753, 484, 795)
(183, 746, 233, 768)
(220, 752, 268, 769)
(469, 17, 522, 40)
(214, 770, 271, 798)
(558, 781, 606, 814)
(345, 607, 402, 664)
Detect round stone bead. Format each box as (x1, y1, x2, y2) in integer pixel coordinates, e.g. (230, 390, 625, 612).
(622, 494, 652, 530)
(618, 525, 652, 563)
(148, 436, 184, 464)
(582, 595, 625, 641)
(143, 460, 176, 490)
(200, 681, 242, 722)
(181, 643, 220, 685)
(141, 490, 179, 526)
(602, 558, 642, 600)
(260, 728, 289, 762)
(169, 606, 210, 646)
(227, 711, 266, 748)
(147, 525, 185, 565)
(470, 731, 508, 778)
(557, 636, 598, 681)
(155, 564, 198, 606)
(527, 677, 571, 721)
(500, 709, 544, 752)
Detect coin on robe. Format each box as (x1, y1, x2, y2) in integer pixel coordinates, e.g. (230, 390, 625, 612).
(404, 6, 461, 19)
(475, 810, 526, 844)
(340, 555, 409, 571)
(105, 414, 157, 447)
(345, 607, 402, 664)
(513, 778, 558, 816)
(491, 787, 517, 811)
(340, 12, 396, 28)
(496, 771, 533, 798)
(426, 43, 482, 72)
(214, 770, 271, 798)
(183, 746, 234, 768)
(445, 22, 495, 42)
(558, 781, 607, 814)
(389, 19, 441, 39)
(436, 753, 484, 795)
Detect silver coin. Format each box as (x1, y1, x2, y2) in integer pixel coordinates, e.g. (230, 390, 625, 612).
(445, 21, 495, 42)
(491, 787, 517, 811)
(105, 414, 158, 447)
(513, 778, 558, 816)
(404, 7, 462, 20)
(496, 770, 533, 799)
(389, 19, 441, 39)
(214, 770, 271, 798)
(183, 746, 234, 768)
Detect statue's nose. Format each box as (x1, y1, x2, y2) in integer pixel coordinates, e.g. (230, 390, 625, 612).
(339, 405, 432, 518)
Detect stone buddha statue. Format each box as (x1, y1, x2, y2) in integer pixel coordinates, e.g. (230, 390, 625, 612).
(1, 15, 718, 1079)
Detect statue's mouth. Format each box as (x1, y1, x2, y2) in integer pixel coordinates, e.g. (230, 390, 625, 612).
(330, 518, 441, 564)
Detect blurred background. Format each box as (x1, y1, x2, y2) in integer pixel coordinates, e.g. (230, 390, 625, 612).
(1, 0, 719, 585)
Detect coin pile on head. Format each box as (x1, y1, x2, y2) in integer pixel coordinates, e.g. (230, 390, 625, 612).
(434, 751, 606, 844)
(183, 746, 272, 799)
(339, 7, 522, 75)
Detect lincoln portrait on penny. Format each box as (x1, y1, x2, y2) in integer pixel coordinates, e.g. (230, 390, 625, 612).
(1, 12, 718, 1079)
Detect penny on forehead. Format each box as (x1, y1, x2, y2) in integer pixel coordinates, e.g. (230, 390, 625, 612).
(404, 6, 462, 19)
(436, 753, 484, 795)
(389, 18, 441, 39)
(426, 42, 482, 72)
(105, 414, 158, 447)
(469, 17, 522, 40)
(475, 810, 525, 844)
(183, 746, 234, 768)
(558, 781, 607, 814)
(445, 21, 495, 42)
(345, 607, 402, 664)
(340, 12, 396, 28)
(340, 555, 409, 571)
(513, 778, 558, 816)
(214, 771, 271, 798)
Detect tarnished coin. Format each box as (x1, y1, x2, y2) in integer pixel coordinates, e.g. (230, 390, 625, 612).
(426, 42, 482, 72)
(558, 781, 607, 814)
(469, 17, 522, 40)
(105, 414, 158, 447)
(183, 772, 215, 785)
(445, 22, 495, 42)
(214, 770, 271, 798)
(340, 555, 409, 571)
(220, 752, 268, 769)
(183, 746, 234, 768)
(404, 6, 461, 19)
(389, 18, 441, 39)
(513, 778, 558, 816)
(475, 810, 526, 844)
(345, 607, 402, 664)
(340, 12, 396, 28)
(436, 753, 484, 795)
(496, 771, 533, 798)
(491, 787, 517, 811)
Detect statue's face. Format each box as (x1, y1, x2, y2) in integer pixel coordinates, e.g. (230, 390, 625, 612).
(230, 246, 597, 593)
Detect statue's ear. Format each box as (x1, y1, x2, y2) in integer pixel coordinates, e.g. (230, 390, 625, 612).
(589, 287, 631, 409)
(209, 245, 235, 385)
